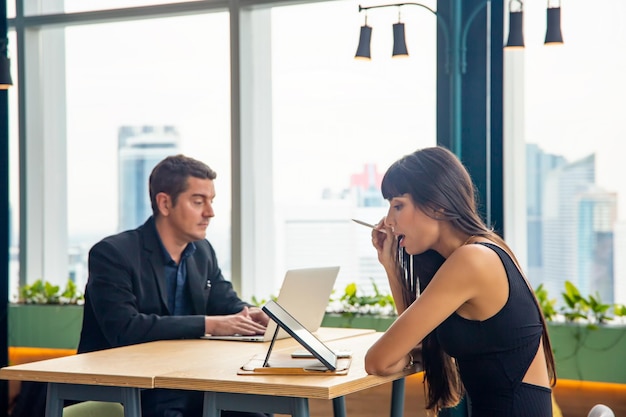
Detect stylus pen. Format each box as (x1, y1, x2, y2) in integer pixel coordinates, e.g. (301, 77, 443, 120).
(351, 218, 386, 233)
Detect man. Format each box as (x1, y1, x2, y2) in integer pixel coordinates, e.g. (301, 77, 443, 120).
(78, 154, 269, 417)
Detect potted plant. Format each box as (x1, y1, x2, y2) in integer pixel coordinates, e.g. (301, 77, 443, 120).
(9, 279, 85, 350)
(322, 280, 397, 332)
(537, 281, 626, 384)
(321, 278, 626, 384)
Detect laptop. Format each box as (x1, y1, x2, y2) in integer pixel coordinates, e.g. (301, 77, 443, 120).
(202, 266, 340, 342)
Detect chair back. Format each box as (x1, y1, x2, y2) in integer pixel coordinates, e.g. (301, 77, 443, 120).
(63, 401, 124, 417)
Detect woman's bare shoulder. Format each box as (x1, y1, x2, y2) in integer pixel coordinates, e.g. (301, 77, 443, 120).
(439, 241, 506, 285)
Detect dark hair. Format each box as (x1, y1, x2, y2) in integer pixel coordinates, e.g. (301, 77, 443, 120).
(149, 154, 217, 216)
(381, 146, 556, 413)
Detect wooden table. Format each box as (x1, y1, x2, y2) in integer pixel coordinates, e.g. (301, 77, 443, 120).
(0, 328, 412, 417)
(156, 332, 412, 417)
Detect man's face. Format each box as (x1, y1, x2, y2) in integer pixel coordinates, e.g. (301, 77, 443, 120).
(163, 177, 215, 244)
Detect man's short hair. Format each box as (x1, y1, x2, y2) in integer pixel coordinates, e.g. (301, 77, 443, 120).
(149, 154, 217, 216)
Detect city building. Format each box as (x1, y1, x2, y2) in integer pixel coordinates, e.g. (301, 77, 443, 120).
(614, 221, 626, 304)
(525, 143, 567, 287)
(577, 187, 617, 303)
(541, 153, 617, 304)
(117, 126, 180, 232)
(280, 164, 388, 298)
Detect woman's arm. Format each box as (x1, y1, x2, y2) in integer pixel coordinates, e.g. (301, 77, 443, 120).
(365, 244, 497, 375)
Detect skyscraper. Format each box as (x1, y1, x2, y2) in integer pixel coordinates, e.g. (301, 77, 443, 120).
(577, 187, 617, 303)
(526, 144, 567, 287)
(118, 126, 179, 231)
(541, 153, 617, 303)
(614, 221, 626, 304)
(350, 163, 385, 208)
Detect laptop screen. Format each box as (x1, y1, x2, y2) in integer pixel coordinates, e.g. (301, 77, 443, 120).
(202, 266, 339, 342)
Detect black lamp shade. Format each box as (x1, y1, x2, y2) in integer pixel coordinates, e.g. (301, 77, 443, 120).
(545, 7, 564, 44)
(355, 25, 372, 59)
(392, 22, 408, 57)
(506, 10, 524, 48)
(0, 55, 12, 89)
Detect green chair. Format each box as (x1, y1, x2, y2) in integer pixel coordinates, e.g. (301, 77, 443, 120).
(63, 401, 124, 417)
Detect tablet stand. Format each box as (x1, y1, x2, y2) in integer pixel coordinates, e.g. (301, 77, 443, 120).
(262, 325, 281, 367)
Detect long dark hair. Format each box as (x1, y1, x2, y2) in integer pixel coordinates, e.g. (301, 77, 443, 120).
(382, 147, 556, 414)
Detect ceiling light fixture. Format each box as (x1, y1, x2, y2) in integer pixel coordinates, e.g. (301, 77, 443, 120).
(544, 0, 564, 45)
(504, 0, 564, 49)
(355, 13, 373, 60)
(505, 0, 524, 48)
(392, 8, 408, 57)
(353, 1, 563, 158)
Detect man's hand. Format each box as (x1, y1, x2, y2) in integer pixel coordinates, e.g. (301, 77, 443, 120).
(247, 306, 270, 326)
(204, 307, 267, 336)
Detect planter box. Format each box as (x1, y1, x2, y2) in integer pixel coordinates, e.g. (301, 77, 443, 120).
(322, 313, 396, 332)
(8, 304, 84, 349)
(547, 322, 626, 384)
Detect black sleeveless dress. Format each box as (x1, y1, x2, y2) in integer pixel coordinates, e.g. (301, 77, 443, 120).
(436, 242, 553, 417)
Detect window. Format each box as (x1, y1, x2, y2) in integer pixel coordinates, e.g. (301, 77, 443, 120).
(506, 0, 626, 305)
(66, 13, 231, 290)
(7, 29, 19, 300)
(10, 8, 230, 299)
(9, 0, 438, 303)
(269, 1, 437, 297)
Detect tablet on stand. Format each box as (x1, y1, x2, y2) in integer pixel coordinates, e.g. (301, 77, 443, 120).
(238, 300, 352, 375)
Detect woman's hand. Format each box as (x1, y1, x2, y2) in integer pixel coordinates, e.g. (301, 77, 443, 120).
(371, 218, 397, 270)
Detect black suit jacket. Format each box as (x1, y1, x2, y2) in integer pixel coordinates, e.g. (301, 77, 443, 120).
(78, 216, 248, 353)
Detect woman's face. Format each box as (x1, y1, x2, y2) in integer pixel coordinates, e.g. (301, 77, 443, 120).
(385, 193, 440, 255)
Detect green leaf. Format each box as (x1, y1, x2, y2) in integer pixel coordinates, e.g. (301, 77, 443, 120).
(534, 284, 557, 321)
(18, 278, 83, 305)
(614, 304, 626, 317)
(332, 280, 395, 316)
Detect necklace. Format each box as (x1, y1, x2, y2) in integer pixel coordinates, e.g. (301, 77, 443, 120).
(462, 235, 476, 246)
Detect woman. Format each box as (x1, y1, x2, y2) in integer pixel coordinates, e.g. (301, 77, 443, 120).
(364, 147, 556, 416)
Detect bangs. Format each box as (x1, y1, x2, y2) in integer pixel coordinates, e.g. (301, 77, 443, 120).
(381, 161, 413, 200)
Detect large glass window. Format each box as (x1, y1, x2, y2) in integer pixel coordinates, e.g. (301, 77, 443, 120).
(8, 30, 19, 301)
(271, 0, 437, 295)
(516, 0, 626, 305)
(7, 0, 15, 18)
(9, 0, 438, 303)
(17, 1, 623, 311)
(64, 14, 231, 291)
